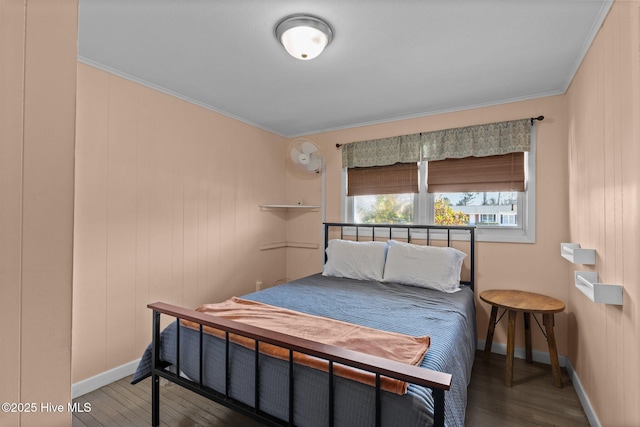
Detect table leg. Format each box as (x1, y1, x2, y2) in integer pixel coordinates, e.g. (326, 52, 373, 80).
(484, 306, 498, 362)
(505, 310, 517, 387)
(543, 313, 563, 388)
(524, 312, 532, 363)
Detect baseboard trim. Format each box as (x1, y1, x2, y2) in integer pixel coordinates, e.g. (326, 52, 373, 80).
(477, 339, 600, 426)
(476, 339, 567, 367)
(565, 358, 601, 427)
(73, 344, 600, 426)
(72, 358, 140, 399)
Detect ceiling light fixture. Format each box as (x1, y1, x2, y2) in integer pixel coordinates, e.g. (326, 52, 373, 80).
(275, 14, 333, 60)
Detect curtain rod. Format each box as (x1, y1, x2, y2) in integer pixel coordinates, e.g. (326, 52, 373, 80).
(530, 115, 545, 125)
(335, 116, 544, 148)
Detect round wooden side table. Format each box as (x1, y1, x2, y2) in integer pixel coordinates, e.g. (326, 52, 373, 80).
(480, 289, 565, 388)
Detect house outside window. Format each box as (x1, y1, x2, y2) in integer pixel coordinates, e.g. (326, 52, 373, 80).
(433, 197, 518, 227)
(480, 214, 496, 223)
(501, 212, 517, 225)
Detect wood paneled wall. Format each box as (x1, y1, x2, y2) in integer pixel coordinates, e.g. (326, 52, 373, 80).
(565, 1, 640, 425)
(73, 64, 289, 382)
(0, 1, 78, 426)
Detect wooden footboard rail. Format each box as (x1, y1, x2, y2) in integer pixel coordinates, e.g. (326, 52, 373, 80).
(149, 302, 452, 427)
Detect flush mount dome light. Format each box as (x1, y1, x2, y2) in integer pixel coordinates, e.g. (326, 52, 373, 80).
(275, 14, 333, 60)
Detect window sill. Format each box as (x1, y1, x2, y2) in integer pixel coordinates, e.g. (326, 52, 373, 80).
(475, 226, 535, 243)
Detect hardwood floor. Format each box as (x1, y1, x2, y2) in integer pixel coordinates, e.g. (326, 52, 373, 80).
(73, 351, 589, 426)
(465, 351, 589, 426)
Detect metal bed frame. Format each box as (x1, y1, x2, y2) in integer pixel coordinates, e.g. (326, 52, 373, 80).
(323, 223, 475, 290)
(148, 223, 475, 427)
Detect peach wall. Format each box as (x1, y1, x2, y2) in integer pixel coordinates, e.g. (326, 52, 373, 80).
(72, 64, 289, 382)
(287, 95, 572, 356)
(0, 1, 78, 426)
(565, 1, 640, 425)
(46, 5, 638, 426)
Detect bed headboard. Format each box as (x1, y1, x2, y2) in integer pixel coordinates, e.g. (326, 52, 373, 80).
(323, 222, 476, 291)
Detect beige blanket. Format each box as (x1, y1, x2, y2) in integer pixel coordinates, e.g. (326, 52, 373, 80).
(180, 297, 430, 395)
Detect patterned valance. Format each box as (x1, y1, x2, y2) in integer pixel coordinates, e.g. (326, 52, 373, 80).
(420, 118, 531, 161)
(341, 134, 421, 168)
(341, 118, 531, 168)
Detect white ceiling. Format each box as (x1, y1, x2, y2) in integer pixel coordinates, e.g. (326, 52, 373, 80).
(78, 0, 612, 137)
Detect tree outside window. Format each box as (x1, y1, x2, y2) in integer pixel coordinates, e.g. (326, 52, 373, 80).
(354, 194, 414, 224)
(434, 196, 470, 225)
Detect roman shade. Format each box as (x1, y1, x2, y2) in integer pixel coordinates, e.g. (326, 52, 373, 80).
(347, 162, 418, 196)
(427, 152, 525, 193)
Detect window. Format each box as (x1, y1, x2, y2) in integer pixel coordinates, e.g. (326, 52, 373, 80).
(501, 213, 517, 225)
(346, 162, 418, 225)
(480, 214, 497, 224)
(433, 191, 519, 227)
(353, 193, 415, 224)
(343, 132, 536, 243)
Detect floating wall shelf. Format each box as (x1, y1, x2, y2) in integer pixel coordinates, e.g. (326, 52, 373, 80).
(258, 205, 320, 251)
(560, 243, 596, 265)
(259, 204, 320, 209)
(259, 242, 319, 251)
(574, 271, 623, 305)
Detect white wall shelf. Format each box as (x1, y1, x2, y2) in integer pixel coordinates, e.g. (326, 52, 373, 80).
(259, 205, 320, 251)
(574, 271, 623, 305)
(259, 204, 320, 209)
(561, 243, 596, 265)
(259, 242, 319, 251)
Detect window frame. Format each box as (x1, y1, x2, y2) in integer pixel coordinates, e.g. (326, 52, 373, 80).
(342, 128, 536, 244)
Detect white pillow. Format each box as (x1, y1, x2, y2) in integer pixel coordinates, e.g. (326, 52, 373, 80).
(322, 239, 387, 282)
(383, 240, 466, 293)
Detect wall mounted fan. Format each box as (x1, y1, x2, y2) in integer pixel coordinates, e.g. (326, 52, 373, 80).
(288, 138, 325, 175)
(286, 138, 326, 266)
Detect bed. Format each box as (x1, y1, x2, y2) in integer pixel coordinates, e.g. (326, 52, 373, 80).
(132, 223, 476, 427)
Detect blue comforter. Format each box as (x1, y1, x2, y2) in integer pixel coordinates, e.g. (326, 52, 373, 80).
(133, 274, 476, 426)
